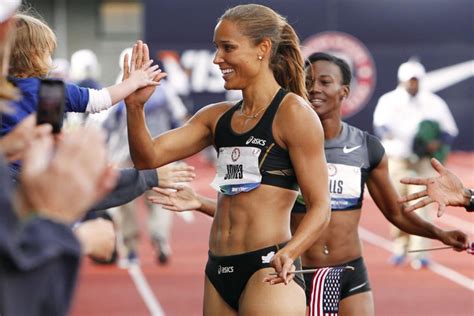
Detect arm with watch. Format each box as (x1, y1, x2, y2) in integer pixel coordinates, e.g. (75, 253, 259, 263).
(398, 157, 473, 216)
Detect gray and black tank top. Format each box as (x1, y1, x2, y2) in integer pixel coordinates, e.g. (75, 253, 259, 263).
(293, 122, 384, 212)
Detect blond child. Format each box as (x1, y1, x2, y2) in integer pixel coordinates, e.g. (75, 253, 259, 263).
(2, 13, 165, 137)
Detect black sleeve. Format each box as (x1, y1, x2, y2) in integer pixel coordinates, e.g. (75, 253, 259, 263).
(366, 133, 385, 171)
(90, 168, 158, 211)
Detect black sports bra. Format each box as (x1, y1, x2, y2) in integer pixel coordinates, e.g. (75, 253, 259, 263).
(214, 88, 298, 191)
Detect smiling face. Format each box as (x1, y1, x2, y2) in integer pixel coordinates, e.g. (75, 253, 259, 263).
(212, 19, 263, 90)
(305, 60, 349, 119)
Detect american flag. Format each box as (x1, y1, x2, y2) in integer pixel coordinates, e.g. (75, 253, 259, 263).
(309, 266, 347, 316)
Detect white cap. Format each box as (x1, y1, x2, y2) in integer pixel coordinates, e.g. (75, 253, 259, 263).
(70, 49, 101, 81)
(397, 59, 426, 82)
(0, 0, 20, 23)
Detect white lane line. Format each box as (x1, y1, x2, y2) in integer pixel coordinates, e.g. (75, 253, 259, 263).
(128, 264, 165, 316)
(435, 213, 474, 233)
(359, 226, 474, 291)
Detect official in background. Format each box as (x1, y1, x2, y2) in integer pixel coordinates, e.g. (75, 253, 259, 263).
(373, 58, 458, 269)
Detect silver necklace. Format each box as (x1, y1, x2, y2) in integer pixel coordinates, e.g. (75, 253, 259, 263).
(239, 104, 267, 119)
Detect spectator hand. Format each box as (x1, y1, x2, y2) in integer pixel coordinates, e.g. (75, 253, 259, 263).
(398, 158, 468, 217)
(74, 218, 116, 260)
(20, 126, 118, 223)
(156, 162, 196, 188)
(0, 114, 52, 162)
(123, 40, 167, 108)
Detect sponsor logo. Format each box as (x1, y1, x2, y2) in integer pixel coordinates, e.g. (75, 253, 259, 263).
(217, 265, 234, 274)
(246, 136, 266, 146)
(261, 251, 275, 264)
(301, 31, 376, 118)
(231, 148, 240, 162)
(343, 145, 361, 154)
(423, 60, 474, 93)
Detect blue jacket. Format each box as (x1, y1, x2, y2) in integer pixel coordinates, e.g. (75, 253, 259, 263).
(1, 77, 90, 178)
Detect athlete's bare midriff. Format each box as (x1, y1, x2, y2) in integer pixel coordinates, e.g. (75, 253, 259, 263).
(291, 210, 363, 267)
(209, 184, 298, 256)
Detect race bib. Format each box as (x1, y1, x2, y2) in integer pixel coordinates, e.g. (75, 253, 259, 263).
(296, 163, 361, 209)
(327, 163, 361, 209)
(211, 146, 262, 195)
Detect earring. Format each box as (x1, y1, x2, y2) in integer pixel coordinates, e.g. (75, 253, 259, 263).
(258, 55, 263, 60)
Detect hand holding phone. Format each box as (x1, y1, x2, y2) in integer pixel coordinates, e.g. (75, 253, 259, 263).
(37, 79, 65, 133)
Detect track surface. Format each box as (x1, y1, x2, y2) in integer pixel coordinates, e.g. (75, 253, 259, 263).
(70, 152, 474, 316)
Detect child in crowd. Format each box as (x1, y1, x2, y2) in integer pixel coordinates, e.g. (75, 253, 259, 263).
(1, 13, 165, 138)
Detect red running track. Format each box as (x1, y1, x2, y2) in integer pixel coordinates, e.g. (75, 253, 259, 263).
(70, 152, 474, 316)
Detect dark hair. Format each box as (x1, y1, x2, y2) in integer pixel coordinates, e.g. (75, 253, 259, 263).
(305, 52, 352, 86)
(219, 4, 307, 99)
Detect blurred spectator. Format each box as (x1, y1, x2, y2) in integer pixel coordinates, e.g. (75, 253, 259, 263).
(70, 49, 102, 89)
(0, 6, 175, 312)
(373, 58, 459, 270)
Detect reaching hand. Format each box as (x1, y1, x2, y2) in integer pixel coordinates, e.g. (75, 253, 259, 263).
(20, 126, 118, 223)
(123, 41, 168, 108)
(149, 185, 202, 212)
(156, 162, 196, 188)
(74, 218, 116, 260)
(0, 114, 52, 162)
(398, 158, 469, 217)
(127, 59, 163, 90)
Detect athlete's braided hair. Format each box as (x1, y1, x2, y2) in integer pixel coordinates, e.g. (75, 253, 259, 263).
(220, 4, 307, 100)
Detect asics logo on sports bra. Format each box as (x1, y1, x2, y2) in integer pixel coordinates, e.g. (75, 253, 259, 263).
(261, 251, 275, 264)
(218, 265, 234, 274)
(246, 136, 266, 146)
(342, 145, 361, 154)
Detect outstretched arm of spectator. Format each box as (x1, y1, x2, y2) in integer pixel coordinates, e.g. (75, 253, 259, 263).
(90, 162, 195, 211)
(398, 158, 472, 216)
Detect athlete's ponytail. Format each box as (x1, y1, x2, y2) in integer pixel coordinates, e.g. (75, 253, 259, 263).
(270, 24, 306, 100)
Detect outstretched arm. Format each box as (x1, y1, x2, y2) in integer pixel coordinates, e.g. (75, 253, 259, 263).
(368, 155, 469, 251)
(106, 41, 166, 104)
(91, 162, 196, 211)
(398, 158, 472, 216)
(123, 42, 218, 169)
(85, 41, 167, 114)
